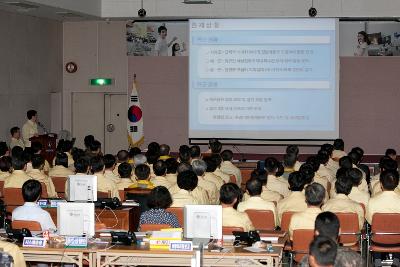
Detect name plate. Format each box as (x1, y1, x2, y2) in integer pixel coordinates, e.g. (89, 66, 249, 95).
(169, 241, 193, 251)
(65, 236, 88, 248)
(23, 237, 47, 248)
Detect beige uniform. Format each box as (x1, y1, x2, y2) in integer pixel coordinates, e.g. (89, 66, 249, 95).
(204, 172, 224, 191)
(260, 186, 283, 203)
(21, 120, 38, 147)
(95, 173, 120, 200)
(288, 207, 322, 239)
(322, 194, 364, 230)
(220, 161, 242, 185)
(0, 240, 26, 267)
(0, 171, 10, 181)
(116, 178, 134, 190)
(104, 170, 121, 184)
(26, 169, 58, 198)
(331, 178, 368, 199)
(171, 189, 198, 207)
(317, 164, 335, 183)
(266, 175, 290, 197)
(169, 184, 209, 204)
(10, 137, 25, 150)
(214, 168, 230, 183)
(366, 191, 400, 224)
(4, 170, 31, 188)
(332, 149, 346, 159)
(348, 186, 369, 209)
(49, 165, 74, 178)
(237, 196, 277, 226)
(294, 161, 302, 171)
(313, 172, 329, 190)
(326, 158, 340, 175)
(277, 191, 307, 226)
(165, 173, 178, 184)
(150, 176, 173, 189)
(197, 176, 219, 204)
(222, 207, 255, 232)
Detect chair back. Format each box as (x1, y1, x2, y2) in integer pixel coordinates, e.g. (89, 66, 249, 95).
(166, 207, 184, 226)
(3, 188, 24, 206)
(245, 209, 275, 231)
(280, 211, 295, 232)
(229, 175, 237, 184)
(51, 176, 67, 197)
(118, 190, 126, 201)
(326, 182, 331, 198)
(12, 220, 42, 231)
(371, 213, 400, 245)
(0, 180, 4, 198)
(222, 226, 244, 235)
(141, 224, 171, 231)
(97, 191, 111, 198)
(335, 212, 360, 246)
(292, 229, 315, 263)
(40, 182, 49, 198)
(240, 169, 253, 189)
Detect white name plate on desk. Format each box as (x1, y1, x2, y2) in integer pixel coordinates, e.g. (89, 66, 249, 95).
(23, 237, 47, 248)
(169, 241, 193, 251)
(65, 236, 88, 248)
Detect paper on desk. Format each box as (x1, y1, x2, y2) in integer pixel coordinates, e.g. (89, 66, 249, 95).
(260, 236, 279, 243)
(243, 246, 268, 253)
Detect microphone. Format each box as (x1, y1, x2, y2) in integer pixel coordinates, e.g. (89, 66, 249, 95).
(37, 121, 48, 134)
(232, 145, 247, 162)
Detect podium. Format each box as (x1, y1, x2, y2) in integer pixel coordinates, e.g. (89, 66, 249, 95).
(30, 134, 57, 163)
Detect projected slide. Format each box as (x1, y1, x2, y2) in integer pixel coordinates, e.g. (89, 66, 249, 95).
(189, 19, 338, 142)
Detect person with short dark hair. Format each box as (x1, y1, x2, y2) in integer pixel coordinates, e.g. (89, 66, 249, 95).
(117, 162, 134, 189)
(30, 141, 51, 173)
(164, 158, 178, 184)
(4, 156, 30, 188)
(371, 157, 399, 196)
(277, 171, 308, 226)
(282, 153, 297, 179)
(159, 144, 171, 160)
(211, 154, 231, 183)
(49, 152, 74, 178)
(332, 139, 346, 160)
(84, 135, 95, 151)
(86, 140, 101, 158)
(237, 178, 277, 226)
(12, 179, 56, 231)
(55, 140, 74, 168)
(22, 109, 39, 147)
(220, 183, 255, 232)
(0, 156, 12, 180)
(306, 156, 329, 191)
(320, 143, 340, 175)
(27, 154, 58, 198)
(288, 183, 325, 239)
(103, 154, 121, 184)
(130, 164, 154, 190)
(347, 168, 369, 208)
(208, 138, 222, 154)
(154, 25, 177, 56)
(220, 149, 242, 186)
(0, 142, 9, 157)
(10, 126, 25, 150)
(265, 157, 290, 197)
(308, 236, 337, 267)
(203, 156, 224, 190)
(300, 212, 363, 267)
(171, 170, 199, 207)
(190, 145, 201, 161)
(139, 186, 180, 229)
(192, 159, 218, 204)
(90, 156, 120, 199)
(286, 145, 302, 171)
(150, 160, 172, 189)
(322, 176, 364, 230)
(367, 170, 400, 224)
(316, 150, 335, 183)
(385, 148, 397, 161)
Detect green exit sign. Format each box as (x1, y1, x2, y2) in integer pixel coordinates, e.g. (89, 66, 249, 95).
(90, 78, 113, 86)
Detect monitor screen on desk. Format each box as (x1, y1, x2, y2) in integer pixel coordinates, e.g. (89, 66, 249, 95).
(184, 205, 222, 240)
(57, 202, 95, 237)
(67, 175, 97, 202)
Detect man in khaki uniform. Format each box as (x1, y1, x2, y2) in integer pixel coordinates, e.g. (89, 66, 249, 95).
(49, 153, 74, 178)
(150, 160, 173, 189)
(220, 150, 242, 185)
(367, 170, 400, 224)
(116, 162, 135, 190)
(322, 176, 364, 230)
(221, 183, 255, 232)
(91, 156, 120, 200)
(192, 159, 219, 204)
(171, 170, 199, 207)
(27, 154, 57, 198)
(265, 157, 290, 197)
(203, 157, 224, 190)
(277, 171, 308, 226)
(4, 157, 31, 188)
(237, 178, 277, 226)
(165, 158, 179, 184)
(348, 168, 369, 208)
(288, 183, 325, 239)
(21, 109, 39, 147)
(103, 154, 121, 184)
(0, 240, 26, 266)
(9, 127, 25, 150)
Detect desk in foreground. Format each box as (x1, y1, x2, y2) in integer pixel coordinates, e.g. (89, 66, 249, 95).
(96, 244, 282, 267)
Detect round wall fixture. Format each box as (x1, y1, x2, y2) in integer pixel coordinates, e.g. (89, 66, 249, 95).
(65, 62, 78, 73)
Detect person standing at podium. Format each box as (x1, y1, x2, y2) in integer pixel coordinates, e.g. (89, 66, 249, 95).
(22, 109, 39, 147)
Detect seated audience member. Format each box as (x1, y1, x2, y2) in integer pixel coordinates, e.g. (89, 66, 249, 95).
(103, 154, 121, 184)
(347, 168, 369, 208)
(150, 160, 172, 189)
(282, 153, 297, 180)
(27, 154, 57, 198)
(265, 157, 290, 197)
(385, 148, 397, 161)
(31, 142, 50, 173)
(190, 145, 201, 162)
(12, 180, 56, 231)
(159, 144, 171, 161)
(49, 152, 74, 178)
(83, 135, 95, 152)
(207, 138, 222, 155)
(9, 126, 25, 150)
(85, 140, 102, 159)
(130, 164, 154, 190)
(91, 156, 120, 199)
(307, 236, 337, 267)
(128, 147, 141, 164)
(0, 156, 12, 180)
(243, 170, 282, 203)
(178, 149, 191, 164)
(366, 170, 400, 224)
(0, 240, 26, 267)
(211, 154, 230, 183)
(371, 157, 398, 196)
(349, 147, 370, 183)
(237, 178, 277, 226)
(220, 150, 242, 185)
(4, 156, 30, 188)
(277, 171, 308, 225)
(0, 141, 10, 157)
(171, 170, 199, 207)
(220, 183, 255, 232)
(117, 163, 134, 190)
(133, 154, 147, 167)
(192, 159, 219, 204)
(289, 183, 325, 239)
(55, 140, 74, 168)
(177, 162, 192, 173)
(320, 143, 339, 175)
(316, 150, 335, 183)
(286, 145, 301, 171)
(300, 212, 363, 266)
(113, 150, 129, 175)
(202, 157, 224, 190)
(322, 176, 364, 230)
(147, 142, 161, 155)
(306, 156, 329, 190)
(332, 138, 346, 160)
(139, 186, 180, 229)
(165, 158, 179, 184)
